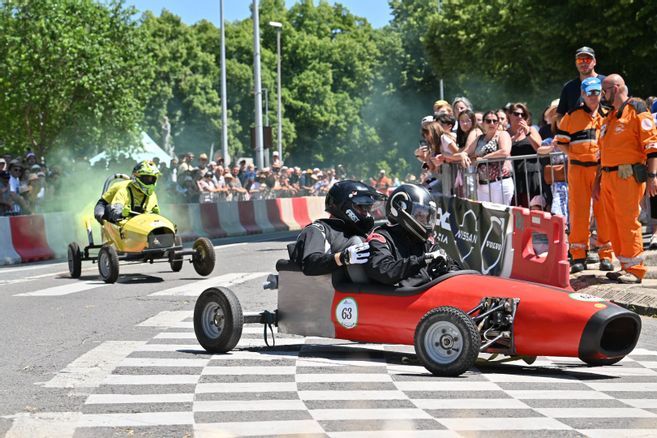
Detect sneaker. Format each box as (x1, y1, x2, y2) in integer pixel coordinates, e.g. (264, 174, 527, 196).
(570, 259, 587, 274)
(650, 234, 657, 250)
(599, 259, 614, 271)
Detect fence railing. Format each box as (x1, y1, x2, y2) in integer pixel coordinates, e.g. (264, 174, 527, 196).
(437, 152, 568, 207)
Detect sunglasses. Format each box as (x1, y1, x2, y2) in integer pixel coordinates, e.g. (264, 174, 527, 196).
(484, 118, 498, 124)
(586, 90, 601, 96)
(576, 57, 593, 64)
(512, 111, 526, 119)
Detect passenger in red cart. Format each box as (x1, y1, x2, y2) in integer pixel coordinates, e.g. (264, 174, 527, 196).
(596, 74, 657, 284)
(290, 180, 384, 276)
(366, 184, 458, 287)
(555, 76, 613, 273)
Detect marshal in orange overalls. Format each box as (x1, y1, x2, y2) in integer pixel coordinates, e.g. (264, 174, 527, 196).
(599, 99, 657, 279)
(556, 106, 612, 263)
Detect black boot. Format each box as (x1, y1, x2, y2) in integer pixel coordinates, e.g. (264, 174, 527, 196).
(570, 259, 587, 274)
(599, 259, 613, 271)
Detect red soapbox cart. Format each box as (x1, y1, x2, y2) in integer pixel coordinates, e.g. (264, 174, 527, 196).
(192, 257, 641, 376)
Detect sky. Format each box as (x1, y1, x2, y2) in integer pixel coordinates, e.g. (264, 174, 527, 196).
(124, 0, 393, 28)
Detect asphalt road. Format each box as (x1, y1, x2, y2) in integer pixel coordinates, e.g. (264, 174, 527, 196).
(1, 233, 656, 437)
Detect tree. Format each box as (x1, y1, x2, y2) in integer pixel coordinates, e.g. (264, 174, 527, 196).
(0, 0, 154, 158)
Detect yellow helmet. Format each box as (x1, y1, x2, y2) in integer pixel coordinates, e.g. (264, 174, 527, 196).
(132, 160, 161, 195)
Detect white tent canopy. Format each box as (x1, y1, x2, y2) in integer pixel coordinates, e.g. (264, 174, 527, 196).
(89, 132, 172, 166)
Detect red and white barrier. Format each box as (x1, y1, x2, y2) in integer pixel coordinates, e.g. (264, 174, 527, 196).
(0, 217, 21, 264)
(508, 207, 570, 289)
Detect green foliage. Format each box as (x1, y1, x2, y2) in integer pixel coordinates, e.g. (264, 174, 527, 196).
(0, 0, 153, 158)
(2, 0, 655, 179)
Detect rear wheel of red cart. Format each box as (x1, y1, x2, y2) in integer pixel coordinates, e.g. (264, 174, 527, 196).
(67, 242, 82, 278)
(415, 306, 480, 377)
(194, 287, 243, 353)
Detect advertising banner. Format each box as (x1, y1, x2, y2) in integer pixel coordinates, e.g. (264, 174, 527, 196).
(433, 196, 513, 277)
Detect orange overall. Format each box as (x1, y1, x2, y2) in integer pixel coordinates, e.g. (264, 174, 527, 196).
(556, 106, 612, 262)
(599, 99, 657, 279)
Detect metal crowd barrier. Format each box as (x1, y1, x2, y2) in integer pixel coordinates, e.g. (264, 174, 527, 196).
(438, 152, 568, 207)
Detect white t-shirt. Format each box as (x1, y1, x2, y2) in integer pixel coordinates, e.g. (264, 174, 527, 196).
(440, 133, 458, 157)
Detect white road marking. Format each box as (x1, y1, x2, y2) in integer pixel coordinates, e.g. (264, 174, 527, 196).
(0, 262, 66, 273)
(507, 390, 612, 399)
(195, 382, 297, 393)
(620, 399, 657, 409)
(579, 429, 657, 438)
(585, 383, 657, 392)
(43, 341, 145, 389)
(413, 398, 530, 409)
(194, 399, 307, 412)
(4, 412, 80, 438)
(329, 432, 459, 438)
(194, 420, 324, 438)
(395, 381, 501, 391)
(295, 373, 391, 383)
(14, 280, 106, 297)
(299, 391, 407, 401)
(138, 311, 191, 327)
(311, 408, 432, 421)
(135, 343, 200, 352)
(534, 407, 656, 418)
(118, 358, 209, 368)
(437, 417, 571, 431)
(86, 393, 194, 404)
(149, 272, 267, 296)
(484, 373, 578, 383)
(77, 412, 193, 427)
(103, 374, 199, 385)
(202, 366, 296, 375)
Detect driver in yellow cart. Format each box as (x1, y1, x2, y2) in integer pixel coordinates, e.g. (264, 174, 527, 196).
(94, 160, 161, 224)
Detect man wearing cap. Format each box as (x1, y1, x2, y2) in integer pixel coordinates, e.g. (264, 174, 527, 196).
(595, 74, 657, 283)
(557, 47, 606, 120)
(556, 76, 613, 273)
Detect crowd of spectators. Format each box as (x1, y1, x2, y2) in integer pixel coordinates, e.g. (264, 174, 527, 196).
(0, 152, 61, 216)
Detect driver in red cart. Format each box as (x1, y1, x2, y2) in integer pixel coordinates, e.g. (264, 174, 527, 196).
(366, 184, 457, 287)
(291, 179, 384, 275)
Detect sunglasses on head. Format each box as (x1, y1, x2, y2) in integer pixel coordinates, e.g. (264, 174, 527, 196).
(484, 118, 498, 124)
(512, 111, 526, 118)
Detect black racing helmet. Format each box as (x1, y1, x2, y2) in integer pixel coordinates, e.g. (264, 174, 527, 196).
(325, 180, 384, 234)
(386, 184, 437, 241)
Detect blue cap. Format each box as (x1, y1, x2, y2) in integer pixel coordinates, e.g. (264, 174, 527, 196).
(651, 100, 657, 114)
(581, 77, 602, 96)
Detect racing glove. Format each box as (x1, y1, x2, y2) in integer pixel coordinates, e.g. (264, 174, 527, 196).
(618, 164, 633, 180)
(424, 248, 447, 266)
(339, 242, 370, 266)
(122, 205, 131, 218)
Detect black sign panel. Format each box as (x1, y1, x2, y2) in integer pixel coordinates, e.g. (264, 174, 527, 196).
(433, 195, 511, 276)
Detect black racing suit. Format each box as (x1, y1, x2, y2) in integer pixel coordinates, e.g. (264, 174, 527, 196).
(291, 218, 363, 276)
(365, 223, 432, 287)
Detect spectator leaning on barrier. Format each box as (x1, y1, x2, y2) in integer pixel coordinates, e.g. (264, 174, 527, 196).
(595, 74, 657, 284)
(557, 46, 606, 120)
(464, 110, 514, 205)
(555, 77, 613, 273)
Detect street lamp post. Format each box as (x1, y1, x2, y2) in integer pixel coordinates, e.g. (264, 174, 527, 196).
(269, 21, 283, 161)
(252, 0, 264, 169)
(220, 0, 228, 164)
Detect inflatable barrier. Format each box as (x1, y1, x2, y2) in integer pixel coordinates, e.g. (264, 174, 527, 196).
(509, 207, 570, 288)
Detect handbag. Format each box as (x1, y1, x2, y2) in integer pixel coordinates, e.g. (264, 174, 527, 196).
(543, 164, 566, 185)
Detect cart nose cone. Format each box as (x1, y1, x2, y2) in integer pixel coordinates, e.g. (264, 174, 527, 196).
(579, 305, 642, 363)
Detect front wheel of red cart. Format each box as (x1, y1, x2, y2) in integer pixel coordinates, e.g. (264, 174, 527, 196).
(415, 306, 480, 377)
